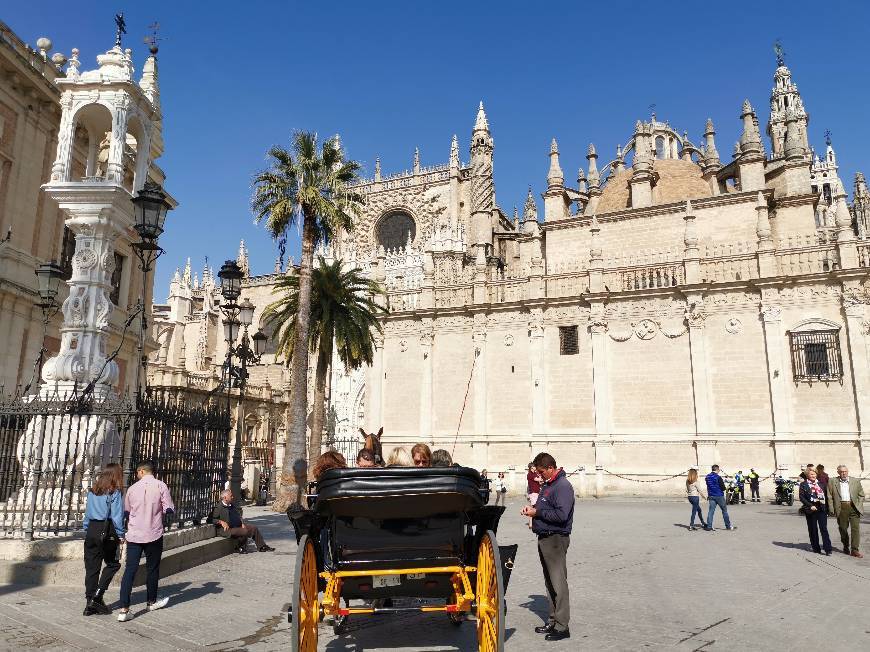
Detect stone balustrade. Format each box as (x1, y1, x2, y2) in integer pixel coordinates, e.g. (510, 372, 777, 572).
(775, 242, 839, 275)
(487, 278, 529, 304)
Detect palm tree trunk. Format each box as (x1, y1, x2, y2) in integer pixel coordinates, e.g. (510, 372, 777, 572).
(273, 216, 316, 512)
(308, 346, 331, 478)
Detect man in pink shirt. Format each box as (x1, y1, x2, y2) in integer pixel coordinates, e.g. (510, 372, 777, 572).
(117, 461, 175, 622)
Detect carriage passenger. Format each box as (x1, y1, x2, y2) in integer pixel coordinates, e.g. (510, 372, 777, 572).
(430, 449, 454, 467)
(313, 451, 348, 480)
(356, 448, 377, 468)
(386, 446, 413, 467)
(411, 443, 432, 467)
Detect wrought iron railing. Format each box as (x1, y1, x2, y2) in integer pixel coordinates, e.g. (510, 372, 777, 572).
(0, 387, 231, 539)
(0, 389, 135, 539)
(325, 436, 363, 467)
(129, 392, 231, 529)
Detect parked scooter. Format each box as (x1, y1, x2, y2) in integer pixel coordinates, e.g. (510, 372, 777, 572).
(774, 476, 795, 506)
(725, 478, 742, 505)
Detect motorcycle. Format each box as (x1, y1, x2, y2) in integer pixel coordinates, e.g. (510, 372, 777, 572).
(774, 476, 795, 506)
(725, 479, 742, 505)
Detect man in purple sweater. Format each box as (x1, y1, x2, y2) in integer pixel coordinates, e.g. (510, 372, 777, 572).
(521, 452, 574, 641)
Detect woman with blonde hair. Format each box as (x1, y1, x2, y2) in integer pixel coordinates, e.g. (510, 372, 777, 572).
(411, 443, 432, 467)
(685, 468, 708, 531)
(386, 446, 413, 467)
(82, 462, 125, 615)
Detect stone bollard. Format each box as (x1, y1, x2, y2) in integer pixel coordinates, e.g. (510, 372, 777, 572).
(595, 465, 604, 498)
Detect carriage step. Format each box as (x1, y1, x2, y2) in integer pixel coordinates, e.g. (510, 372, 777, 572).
(338, 604, 466, 616)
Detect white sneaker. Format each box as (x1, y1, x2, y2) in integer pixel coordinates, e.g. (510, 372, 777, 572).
(117, 610, 131, 622)
(147, 597, 169, 611)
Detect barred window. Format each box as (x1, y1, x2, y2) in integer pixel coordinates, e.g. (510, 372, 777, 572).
(789, 329, 842, 382)
(559, 326, 578, 355)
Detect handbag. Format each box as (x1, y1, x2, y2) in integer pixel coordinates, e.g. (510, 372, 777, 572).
(99, 493, 118, 544)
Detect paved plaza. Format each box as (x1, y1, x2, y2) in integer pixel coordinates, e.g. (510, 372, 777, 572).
(0, 498, 868, 651)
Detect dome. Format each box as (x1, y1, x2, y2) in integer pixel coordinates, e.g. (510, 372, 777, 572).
(597, 159, 712, 213)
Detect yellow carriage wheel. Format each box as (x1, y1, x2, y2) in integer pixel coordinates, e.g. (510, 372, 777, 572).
(291, 534, 319, 652)
(475, 530, 505, 652)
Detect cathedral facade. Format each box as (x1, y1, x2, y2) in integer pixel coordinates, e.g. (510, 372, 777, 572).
(154, 57, 870, 494)
(324, 57, 870, 493)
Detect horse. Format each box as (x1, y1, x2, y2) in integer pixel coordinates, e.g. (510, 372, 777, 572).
(358, 427, 383, 465)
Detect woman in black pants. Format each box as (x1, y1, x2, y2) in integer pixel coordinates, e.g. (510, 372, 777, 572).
(798, 468, 832, 555)
(82, 463, 126, 615)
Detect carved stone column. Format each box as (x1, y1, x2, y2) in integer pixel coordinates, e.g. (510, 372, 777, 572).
(367, 332, 384, 431)
(842, 286, 870, 455)
(759, 301, 796, 471)
(40, 186, 135, 396)
(528, 309, 545, 434)
(418, 320, 434, 444)
(685, 297, 713, 435)
(589, 307, 612, 472)
(472, 313, 487, 438)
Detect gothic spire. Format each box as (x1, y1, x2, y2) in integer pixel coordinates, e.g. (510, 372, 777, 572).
(547, 138, 564, 189)
(739, 99, 763, 156)
(413, 147, 420, 174)
(523, 186, 538, 222)
(238, 240, 250, 277)
(449, 134, 460, 170)
(374, 156, 381, 182)
(182, 257, 192, 288)
(586, 143, 600, 189)
(703, 118, 719, 163)
(474, 101, 489, 133)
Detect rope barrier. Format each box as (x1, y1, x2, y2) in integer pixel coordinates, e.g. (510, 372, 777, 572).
(450, 350, 478, 458)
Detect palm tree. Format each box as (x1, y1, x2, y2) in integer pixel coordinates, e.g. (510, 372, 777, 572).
(263, 257, 386, 477)
(252, 132, 362, 510)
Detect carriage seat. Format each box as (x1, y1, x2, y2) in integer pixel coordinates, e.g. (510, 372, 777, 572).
(314, 466, 484, 570)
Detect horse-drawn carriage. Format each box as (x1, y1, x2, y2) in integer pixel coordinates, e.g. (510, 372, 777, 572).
(287, 465, 512, 651)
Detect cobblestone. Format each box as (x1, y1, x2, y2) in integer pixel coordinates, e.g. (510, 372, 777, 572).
(0, 499, 868, 650)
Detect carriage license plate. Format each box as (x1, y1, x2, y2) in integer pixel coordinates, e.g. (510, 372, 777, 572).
(372, 574, 401, 588)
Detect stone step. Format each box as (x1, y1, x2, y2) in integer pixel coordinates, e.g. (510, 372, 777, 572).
(0, 534, 237, 587)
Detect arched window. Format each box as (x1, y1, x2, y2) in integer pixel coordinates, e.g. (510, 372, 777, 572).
(655, 136, 666, 159)
(376, 210, 416, 250)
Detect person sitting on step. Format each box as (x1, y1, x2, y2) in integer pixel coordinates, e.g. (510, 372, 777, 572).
(211, 489, 274, 553)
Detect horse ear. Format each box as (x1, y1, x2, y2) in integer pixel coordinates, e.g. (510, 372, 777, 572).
(358, 428, 368, 439)
(376, 427, 383, 437)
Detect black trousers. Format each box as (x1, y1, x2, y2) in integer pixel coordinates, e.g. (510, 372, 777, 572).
(83, 521, 120, 599)
(805, 506, 832, 553)
(750, 483, 760, 499)
(120, 537, 164, 607)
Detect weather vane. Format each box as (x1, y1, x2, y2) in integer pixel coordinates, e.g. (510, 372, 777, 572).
(774, 39, 785, 66)
(648, 103, 657, 121)
(144, 21, 162, 54)
(114, 13, 127, 48)
(825, 129, 832, 146)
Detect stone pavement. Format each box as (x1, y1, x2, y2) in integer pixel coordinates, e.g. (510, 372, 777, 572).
(0, 499, 869, 651)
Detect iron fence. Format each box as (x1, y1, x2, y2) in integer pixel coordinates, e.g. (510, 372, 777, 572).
(0, 388, 134, 539)
(0, 387, 231, 539)
(129, 391, 231, 529)
(325, 436, 364, 466)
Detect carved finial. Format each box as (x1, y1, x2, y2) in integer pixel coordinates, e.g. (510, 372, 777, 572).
(705, 118, 715, 134)
(374, 157, 381, 181)
(547, 139, 563, 188)
(550, 138, 559, 154)
(413, 147, 420, 173)
(742, 99, 752, 115)
(449, 134, 459, 168)
(114, 13, 127, 48)
(474, 101, 489, 132)
(523, 186, 538, 222)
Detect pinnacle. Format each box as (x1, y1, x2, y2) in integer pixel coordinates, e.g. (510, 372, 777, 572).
(550, 138, 559, 154)
(587, 143, 597, 157)
(474, 101, 489, 131)
(742, 99, 753, 115)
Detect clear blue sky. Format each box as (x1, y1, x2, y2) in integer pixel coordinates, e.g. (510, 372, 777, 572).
(6, 1, 870, 296)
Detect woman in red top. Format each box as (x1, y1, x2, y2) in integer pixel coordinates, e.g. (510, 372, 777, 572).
(526, 462, 543, 528)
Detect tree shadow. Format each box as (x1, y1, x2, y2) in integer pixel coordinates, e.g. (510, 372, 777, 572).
(518, 593, 550, 621)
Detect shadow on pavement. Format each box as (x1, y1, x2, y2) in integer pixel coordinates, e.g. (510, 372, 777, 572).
(771, 541, 814, 552)
(110, 579, 223, 610)
(518, 593, 549, 621)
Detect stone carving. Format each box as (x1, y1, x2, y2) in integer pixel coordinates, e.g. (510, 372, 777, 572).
(607, 323, 633, 341)
(779, 285, 840, 303)
(94, 290, 112, 329)
(503, 334, 514, 347)
(761, 305, 782, 323)
(842, 287, 870, 318)
(101, 251, 116, 274)
(73, 246, 98, 271)
(660, 320, 688, 338)
(399, 339, 408, 352)
(725, 317, 744, 334)
(685, 302, 706, 327)
(588, 317, 608, 334)
(709, 291, 757, 307)
(634, 319, 658, 340)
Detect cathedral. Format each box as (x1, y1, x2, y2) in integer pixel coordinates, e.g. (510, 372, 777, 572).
(155, 55, 870, 494)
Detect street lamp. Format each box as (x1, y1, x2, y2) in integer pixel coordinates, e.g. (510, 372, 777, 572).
(23, 261, 65, 394)
(128, 181, 172, 400)
(218, 264, 266, 507)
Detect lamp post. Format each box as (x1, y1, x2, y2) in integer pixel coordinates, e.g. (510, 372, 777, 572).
(23, 261, 65, 394)
(218, 261, 267, 504)
(129, 181, 171, 398)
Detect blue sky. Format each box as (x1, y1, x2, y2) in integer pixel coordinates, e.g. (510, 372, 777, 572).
(7, 1, 870, 296)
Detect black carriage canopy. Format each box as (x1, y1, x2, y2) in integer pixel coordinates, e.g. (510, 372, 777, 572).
(313, 466, 485, 519)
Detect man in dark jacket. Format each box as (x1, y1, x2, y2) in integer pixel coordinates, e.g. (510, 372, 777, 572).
(211, 490, 274, 553)
(704, 465, 737, 531)
(521, 452, 573, 641)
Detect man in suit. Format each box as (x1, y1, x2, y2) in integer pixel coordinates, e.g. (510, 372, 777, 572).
(826, 465, 865, 558)
(211, 490, 274, 553)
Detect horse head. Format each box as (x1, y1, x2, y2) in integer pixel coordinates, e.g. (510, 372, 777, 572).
(358, 427, 383, 464)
